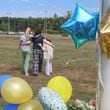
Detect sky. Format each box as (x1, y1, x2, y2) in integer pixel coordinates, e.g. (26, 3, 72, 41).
(0, 0, 99, 18)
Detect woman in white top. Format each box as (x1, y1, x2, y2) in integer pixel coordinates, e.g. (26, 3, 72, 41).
(18, 27, 31, 76)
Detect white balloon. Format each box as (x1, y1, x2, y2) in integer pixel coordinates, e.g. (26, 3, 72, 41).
(38, 87, 67, 110)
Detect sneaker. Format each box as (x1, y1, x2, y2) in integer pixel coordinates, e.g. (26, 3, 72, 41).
(45, 74, 50, 76)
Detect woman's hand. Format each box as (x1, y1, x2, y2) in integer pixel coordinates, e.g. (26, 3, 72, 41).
(25, 40, 31, 45)
(22, 40, 31, 46)
(52, 44, 54, 48)
(38, 43, 42, 47)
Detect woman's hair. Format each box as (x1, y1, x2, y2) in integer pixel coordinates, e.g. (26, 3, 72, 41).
(34, 29, 41, 36)
(46, 36, 52, 42)
(25, 27, 31, 39)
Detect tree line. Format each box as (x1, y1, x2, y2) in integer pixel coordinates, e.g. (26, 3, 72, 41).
(0, 11, 72, 34)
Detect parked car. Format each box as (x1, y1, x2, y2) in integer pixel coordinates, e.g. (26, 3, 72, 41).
(8, 31, 15, 35)
(19, 31, 25, 35)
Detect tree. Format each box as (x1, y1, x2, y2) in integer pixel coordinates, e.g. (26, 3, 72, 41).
(54, 13, 58, 19)
(0, 13, 67, 34)
(0, 21, 8, 31)
(66, 10, 72, 19)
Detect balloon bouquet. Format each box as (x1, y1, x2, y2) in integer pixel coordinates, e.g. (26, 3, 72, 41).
(0, 75, 43, 110)
(0, 75, 72, 110)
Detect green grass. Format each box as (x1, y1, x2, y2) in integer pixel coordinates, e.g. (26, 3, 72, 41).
(0, 35, 97, 109)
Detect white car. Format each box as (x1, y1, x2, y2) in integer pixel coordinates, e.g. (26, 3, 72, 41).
(19, 32, 25, 35)
(8, 32, 14, 35)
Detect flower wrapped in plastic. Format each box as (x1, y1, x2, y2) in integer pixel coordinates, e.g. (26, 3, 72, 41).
(72, 99, 95, 110)
(99, 12, 110, 58)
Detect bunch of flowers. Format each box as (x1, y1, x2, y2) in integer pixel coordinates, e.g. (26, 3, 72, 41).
(68, 99, 95, 110)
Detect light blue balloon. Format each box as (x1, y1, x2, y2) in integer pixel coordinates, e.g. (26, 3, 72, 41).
(0, 75, 12, 98)
(93, 12, 99, 26)
(89, 12, 99, 40)
(61, 4, 99, 48)
(60, 19, 76, 34)
(73, 4, 94, 23)
(3, 104, 18, 110)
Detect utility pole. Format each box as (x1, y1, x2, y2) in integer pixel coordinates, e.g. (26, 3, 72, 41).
(44, 10, 47, 36)
(6, 12, 11, 32)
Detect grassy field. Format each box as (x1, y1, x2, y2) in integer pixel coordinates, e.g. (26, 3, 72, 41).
(0, 34, 97, 109)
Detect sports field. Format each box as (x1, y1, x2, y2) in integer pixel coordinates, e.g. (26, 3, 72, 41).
(0, 34, 97, 108)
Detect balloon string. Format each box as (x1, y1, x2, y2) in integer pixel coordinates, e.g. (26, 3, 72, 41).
(64, 58, 93, 67)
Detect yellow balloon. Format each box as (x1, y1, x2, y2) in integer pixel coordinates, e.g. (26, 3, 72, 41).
(17, 99, 44, 110)
(47, 76, 72, 102)
(1, 77, 33, 104)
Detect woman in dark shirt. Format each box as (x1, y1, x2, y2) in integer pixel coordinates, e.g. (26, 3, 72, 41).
(30, 29, 53, 76)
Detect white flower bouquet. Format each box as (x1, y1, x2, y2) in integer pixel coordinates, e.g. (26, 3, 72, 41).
(69, 99, 95, 110)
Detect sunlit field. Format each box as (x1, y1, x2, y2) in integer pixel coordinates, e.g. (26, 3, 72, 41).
(0, 34, 97, 109)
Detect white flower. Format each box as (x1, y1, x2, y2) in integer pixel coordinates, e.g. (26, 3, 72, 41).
(79, 103, 84, 107)
(88, 105, 95, 110)
(73, 99, 95, 110)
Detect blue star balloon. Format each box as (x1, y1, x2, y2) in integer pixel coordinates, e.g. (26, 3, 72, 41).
(61, 4, 99, 48)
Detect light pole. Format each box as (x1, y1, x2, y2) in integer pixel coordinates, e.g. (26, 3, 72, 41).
(6, 12, 11, 32)
(44, 10, 47, 36)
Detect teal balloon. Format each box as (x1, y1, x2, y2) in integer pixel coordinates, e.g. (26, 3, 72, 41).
(0, 75, 12, 98)
(60, 19, 75, 34)
(73, 4, 94, 23)
(73, 37, 88, 49)
(93, 12, 99, 26)
(3, 104, 18, 110)
(60, 4, 99, 48)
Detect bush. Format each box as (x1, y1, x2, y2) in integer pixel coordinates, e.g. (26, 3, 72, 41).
(61, 33, 69, 37)
(47, 29, 60, 34)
